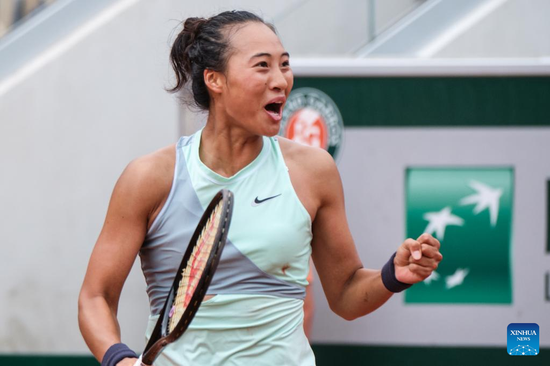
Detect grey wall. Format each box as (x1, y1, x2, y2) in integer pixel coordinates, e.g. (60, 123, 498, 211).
(0, 0, 180, 353)
(434, 0, 550, 58)
(375, 0, 425, 35)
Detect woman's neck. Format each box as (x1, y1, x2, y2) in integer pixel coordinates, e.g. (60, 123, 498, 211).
(199, 118, 263, 178)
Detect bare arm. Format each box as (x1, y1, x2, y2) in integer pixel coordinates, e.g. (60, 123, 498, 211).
(308, 149, 442, 320)
(78, 147, 174, 364)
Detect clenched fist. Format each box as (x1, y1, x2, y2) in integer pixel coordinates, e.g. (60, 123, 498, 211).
(394, 233, 443, 285)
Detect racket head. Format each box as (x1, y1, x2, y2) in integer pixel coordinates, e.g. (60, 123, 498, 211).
(141, 189, 233, 364)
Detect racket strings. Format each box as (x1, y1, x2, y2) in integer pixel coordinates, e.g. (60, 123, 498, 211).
(168, 200, 223, 332)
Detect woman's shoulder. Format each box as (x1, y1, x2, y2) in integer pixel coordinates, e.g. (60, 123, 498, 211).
(124, 144, 176, 183)
(114, 144, 177, 211)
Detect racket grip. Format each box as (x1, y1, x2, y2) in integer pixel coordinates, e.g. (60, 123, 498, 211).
(134, 356, 149, 366)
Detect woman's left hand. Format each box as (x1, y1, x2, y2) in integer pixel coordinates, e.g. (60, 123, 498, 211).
(394, 233, 443, 285)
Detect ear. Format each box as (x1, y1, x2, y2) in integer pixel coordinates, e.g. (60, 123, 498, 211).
(203, 69, 224, 95)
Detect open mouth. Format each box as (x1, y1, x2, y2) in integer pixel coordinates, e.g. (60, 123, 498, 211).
(264, 102, 283, 119)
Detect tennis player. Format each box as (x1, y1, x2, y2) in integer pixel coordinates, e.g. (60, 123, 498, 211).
(78, 10, 442, 366)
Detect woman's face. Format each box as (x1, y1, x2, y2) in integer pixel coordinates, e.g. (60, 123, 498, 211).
(216, 22, 294, 137)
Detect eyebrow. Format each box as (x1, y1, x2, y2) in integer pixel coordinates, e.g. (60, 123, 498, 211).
(250, 52, 290, 60)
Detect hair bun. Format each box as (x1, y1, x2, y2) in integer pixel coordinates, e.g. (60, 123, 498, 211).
(170, 17, 206, 79)
(183, 17, 207, 40)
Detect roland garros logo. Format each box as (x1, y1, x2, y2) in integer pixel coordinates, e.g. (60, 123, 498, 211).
(280, 88, 344, 159)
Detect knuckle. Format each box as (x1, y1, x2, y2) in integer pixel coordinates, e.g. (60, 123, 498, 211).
(421, 244, 433, 255)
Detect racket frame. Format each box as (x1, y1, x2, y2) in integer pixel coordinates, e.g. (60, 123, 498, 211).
(141, 189, 233, 365)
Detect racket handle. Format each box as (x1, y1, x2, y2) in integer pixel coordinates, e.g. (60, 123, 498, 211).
(133, 355, 149, 366)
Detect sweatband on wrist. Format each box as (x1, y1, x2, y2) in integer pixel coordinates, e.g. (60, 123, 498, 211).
(381, 252, 413, 293)
(101, 343, 138, 366)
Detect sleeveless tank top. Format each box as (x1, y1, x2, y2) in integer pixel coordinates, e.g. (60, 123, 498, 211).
(138, 129, 316, 365)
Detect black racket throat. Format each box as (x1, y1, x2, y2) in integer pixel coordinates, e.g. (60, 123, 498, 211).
(141, 189, 233, 365)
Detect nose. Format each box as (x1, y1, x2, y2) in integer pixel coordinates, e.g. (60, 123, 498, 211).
(270, 67, 289, 91)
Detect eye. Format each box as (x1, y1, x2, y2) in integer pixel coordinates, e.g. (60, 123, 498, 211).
(255, 61, 269, 68)
(282, 60, 290, 67)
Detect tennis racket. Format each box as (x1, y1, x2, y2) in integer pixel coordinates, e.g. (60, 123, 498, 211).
(135, 189, 234, 366)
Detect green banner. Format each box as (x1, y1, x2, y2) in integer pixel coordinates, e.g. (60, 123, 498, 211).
(293, 77, 550, 127)
(405, 168, 514, 304)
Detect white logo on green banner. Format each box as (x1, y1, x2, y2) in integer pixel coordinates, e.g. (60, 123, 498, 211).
(405, 168, 513, 304)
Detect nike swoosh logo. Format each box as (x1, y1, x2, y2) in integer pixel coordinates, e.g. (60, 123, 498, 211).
(251, 194, 282, 207)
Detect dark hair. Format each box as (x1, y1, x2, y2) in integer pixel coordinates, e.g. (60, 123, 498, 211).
(168, 10, 276, 110)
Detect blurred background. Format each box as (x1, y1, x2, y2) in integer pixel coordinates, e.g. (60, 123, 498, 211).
(1, 0, 549, 365)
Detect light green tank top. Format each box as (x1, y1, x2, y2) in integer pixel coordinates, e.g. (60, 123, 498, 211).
(140, 129, 316, 365)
